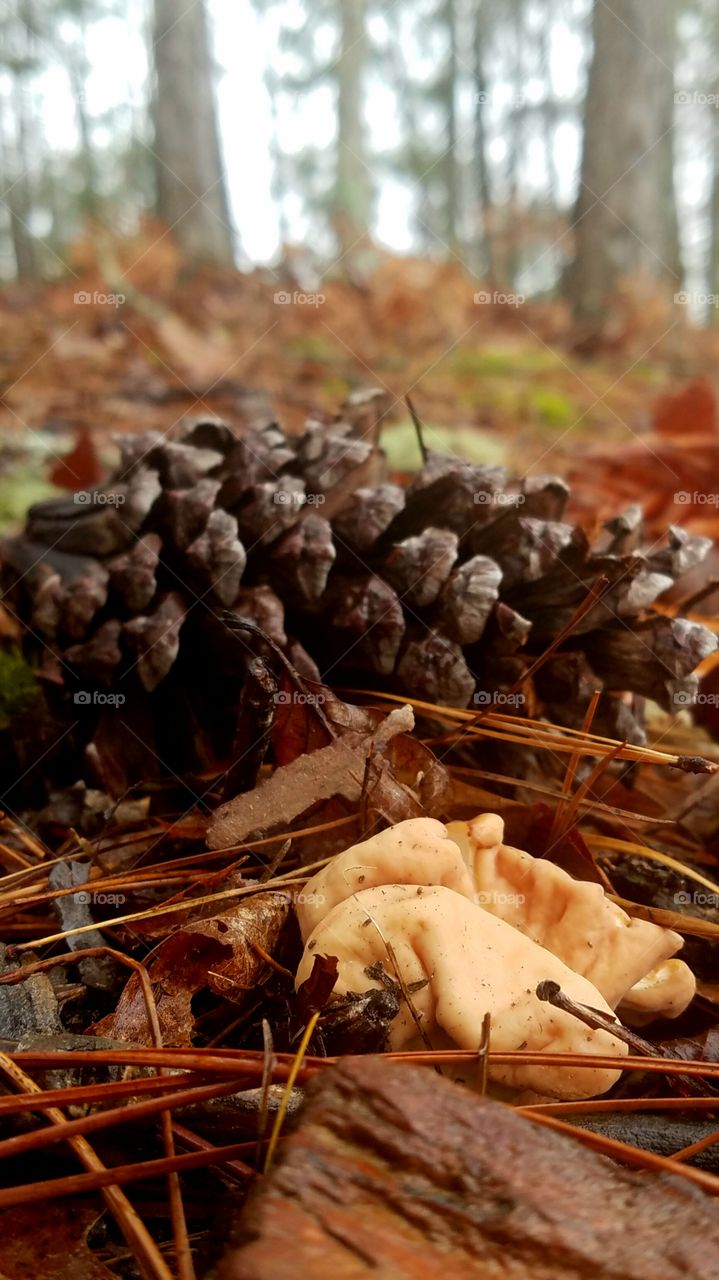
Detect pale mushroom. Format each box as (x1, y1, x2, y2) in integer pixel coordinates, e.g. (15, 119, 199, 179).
(618, 959, 698, 1025)
(295, 817, 475, 941)
(446, 815, 693, 1017)
(296, 883, 629, 1100)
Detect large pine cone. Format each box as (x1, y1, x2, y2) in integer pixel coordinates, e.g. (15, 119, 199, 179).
(2, 405, 715, 788)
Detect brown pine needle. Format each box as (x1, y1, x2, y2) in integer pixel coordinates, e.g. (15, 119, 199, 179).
(171, 1122, 256, 1181)
(0, 1140, 258, 1210)
(0, 1053, 173, 1280)
(522, 1110, 719, 1196)
(0, 1075, 246, 1162)
(550, 689, 601, 843)
(669, 1128, 719, 1165)
(519, 1096, 719, 1116)
(0, 1071, 210, 1116)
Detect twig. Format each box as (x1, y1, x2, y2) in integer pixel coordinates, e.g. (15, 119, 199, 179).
(536, 980, 717, 1096)
(256, 1018, 275, 1171)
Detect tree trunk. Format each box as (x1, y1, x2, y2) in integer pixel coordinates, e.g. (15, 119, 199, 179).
(152, 0, 234, 267)
(442, 0, 460, 252)
(539, 1, 560, 209)
(568, 0, 681, 321)
(472, 1, 495, 279)
(7, 73, 38, 279)
(334, 0, 371, 255)
(709, 108, 719, 319)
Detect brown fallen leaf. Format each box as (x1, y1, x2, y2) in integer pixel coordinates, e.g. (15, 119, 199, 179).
(95, 891, 291, 1046)
(207, 703, 445, 851)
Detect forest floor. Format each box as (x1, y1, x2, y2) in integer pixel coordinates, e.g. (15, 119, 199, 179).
(2, 238, 719, 538)
(4, 243, 719, 1278)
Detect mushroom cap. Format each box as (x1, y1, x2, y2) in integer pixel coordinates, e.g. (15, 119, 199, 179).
(297, 883, 628, 1100)
(296, 817, 474, 941)
(619, 959, 697, 1025)
(447, 815, 687, 1012)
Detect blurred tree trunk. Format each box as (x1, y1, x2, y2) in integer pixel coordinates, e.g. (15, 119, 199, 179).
(7, 72, 37, 279)
(152, 0, 234, 266)
(472, 0, 495, 279)
(67, 56, 97, 216)
(334, 0, 370, 254)
(442, 0, 460, 251)
(568, 0, 681, 321)
(710, 111, 719, 313)
(266, 68, 290, 252)
(539, 3, 560, 209)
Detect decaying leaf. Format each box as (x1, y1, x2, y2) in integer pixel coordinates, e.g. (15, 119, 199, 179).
(97, 891, 291, 1045)
(207, 702, 452, 850)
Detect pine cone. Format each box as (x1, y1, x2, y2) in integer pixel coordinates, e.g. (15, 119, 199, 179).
(2, 404, 716, 788)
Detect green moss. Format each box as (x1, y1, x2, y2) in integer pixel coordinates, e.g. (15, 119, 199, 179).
(381, 419, 508, 472)
(285, 334, 337, 361)
(321, 375, 350, 402)
(447, 346, 563, 379)
(0, 470, 59, 534)
(529, 388, 576, 428)
(0, 648, 43, 731)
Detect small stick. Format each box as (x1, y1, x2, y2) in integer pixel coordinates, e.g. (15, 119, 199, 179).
(256, 1018, 275, 1170)
(536, 980, 717, 1097)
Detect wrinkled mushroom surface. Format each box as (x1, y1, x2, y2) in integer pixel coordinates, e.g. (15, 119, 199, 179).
(296, 817, 474, 940)
(295, 814, 695, 1098)
(446, 815, 694, 1017)
(297, 883, 628, 1099)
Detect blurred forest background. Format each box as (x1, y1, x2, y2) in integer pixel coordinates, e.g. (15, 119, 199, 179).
(2, 0, 719, 531)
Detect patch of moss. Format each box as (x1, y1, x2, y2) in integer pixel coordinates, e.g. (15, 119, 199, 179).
(529, 388, 576, 428)
(321, 375, 351, 402)
(381, 419, 508, 472)
(447, 346, 563, 379)
(285, 334, 337, 362)
(0, 470, 59, 534)
(0, 647, 43, 731)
